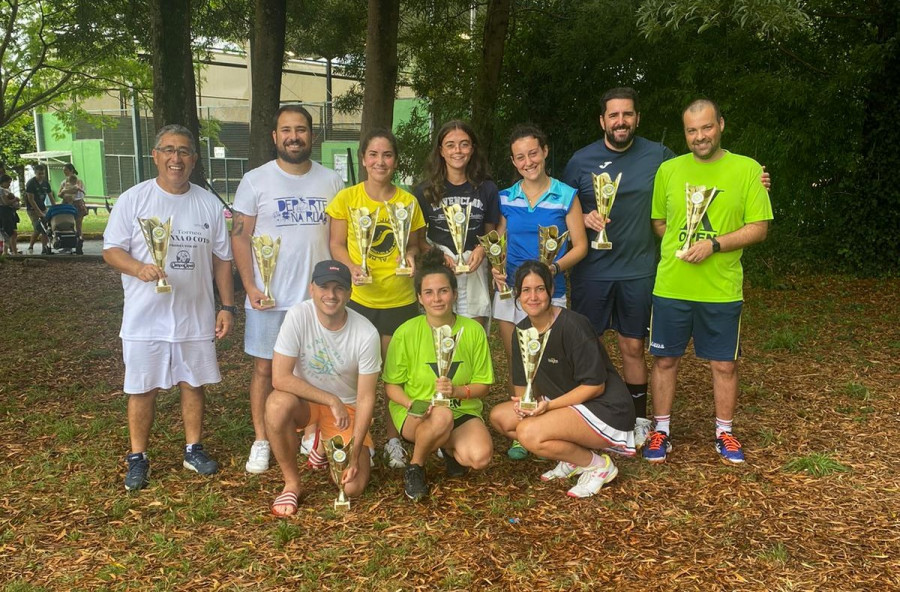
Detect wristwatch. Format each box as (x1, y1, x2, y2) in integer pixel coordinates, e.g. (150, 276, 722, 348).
(220, 305, 238, 314)
(710, 237, 721, 253)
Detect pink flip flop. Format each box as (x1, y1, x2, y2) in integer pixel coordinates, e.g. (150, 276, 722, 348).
(271, 491, 298, 517)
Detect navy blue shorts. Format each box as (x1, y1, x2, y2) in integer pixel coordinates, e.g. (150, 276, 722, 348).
(648, 295, 742, 361)
(348, 300, 419, 337)
(572, 276, 654, 339)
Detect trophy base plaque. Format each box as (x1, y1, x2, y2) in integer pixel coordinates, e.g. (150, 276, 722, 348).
(432, 396, 453, 408)
(518, 400, 538, 411)
(360, 275, 373, 284)
(334, 498, 350, 511)
(395, 268, 412, 276)
(591, 240, 612, 250)
(675, 248, 688, 259)
(454, 264, 470, 274)
(260, 297, 275, 307)
(155, 283, 173, 294)
(499, 289, 513, 300)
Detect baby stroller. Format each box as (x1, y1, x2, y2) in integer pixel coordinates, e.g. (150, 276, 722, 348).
(42, 203, 83, 255)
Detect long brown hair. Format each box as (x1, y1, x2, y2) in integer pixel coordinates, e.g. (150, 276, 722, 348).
(422, 120, 491, 206)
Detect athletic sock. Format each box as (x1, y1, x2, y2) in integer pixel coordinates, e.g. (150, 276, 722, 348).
(627, 382, 649, 419)
(654, 414, 671, 435)
(715, 417, 733, 438)
(589, 452, 609, 469)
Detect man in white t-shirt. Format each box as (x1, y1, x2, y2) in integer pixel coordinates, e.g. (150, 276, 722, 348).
(266, 260, 381, 516)
(232, 105, 345, 474)
(103, 124, 235, 493)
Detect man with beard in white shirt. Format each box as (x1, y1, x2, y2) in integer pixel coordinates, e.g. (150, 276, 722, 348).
(232, 104, 344, 474)
(103, 124, 235, 492)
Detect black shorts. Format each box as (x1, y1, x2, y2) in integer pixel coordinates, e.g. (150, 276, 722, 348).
(572, 276, 654, 338)
(0, 206, 17, 236)
(347, 300, 419, 336)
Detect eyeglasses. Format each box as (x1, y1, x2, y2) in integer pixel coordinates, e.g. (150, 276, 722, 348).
(155, 146, 195, 157)
(442, 141, 472, 151)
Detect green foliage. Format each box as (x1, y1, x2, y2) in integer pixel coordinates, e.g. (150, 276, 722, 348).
(0, 118, 35, 170)
(783, 452, 850, 477)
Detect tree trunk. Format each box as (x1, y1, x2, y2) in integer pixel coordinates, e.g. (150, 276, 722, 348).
(472, 0, 511, 158)
(149, 0, 204, 185)
(248, 0, 287, 169)
(358, 0, 401, 180)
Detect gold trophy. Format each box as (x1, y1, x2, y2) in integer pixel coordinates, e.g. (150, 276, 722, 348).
(387, 202, 415, 276)
(441, 203, 472, 273)
(324, 435, 354, 511)
(138, 216, 174, 293)
(350, 206, 380, 283)
(516, 326, 550, 411)
(675, 184, 720, 259)
(250, 234, 281, 307)
(538, 225, 569, 267)
(477, 230, 513, 300)
(591, 172, 622, 250)
(432, 324, 464, 407)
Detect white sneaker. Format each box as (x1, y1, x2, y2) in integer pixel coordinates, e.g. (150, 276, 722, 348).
(634, 417, 654, 450)
(384, 438, 408, 469)
(299, 432, 316, 456)
(566, 455, 618, 498)
(540, 461, 582, 482)
(245, 440, 270, 473)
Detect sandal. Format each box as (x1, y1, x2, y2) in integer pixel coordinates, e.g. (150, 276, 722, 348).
(271, 491, 298, 517)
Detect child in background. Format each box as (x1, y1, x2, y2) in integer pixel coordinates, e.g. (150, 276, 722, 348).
(58, 165, 86, 238)
(0, 175, 21, 255)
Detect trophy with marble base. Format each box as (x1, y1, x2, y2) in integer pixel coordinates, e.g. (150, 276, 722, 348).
(387, 202, 415, 276)
(441, 203, 472, 273)
(538, 225, 569, 267)
(591, 172, 621, 250)
(251, 234, 281, 307)
(477, 230, 513, 300)
(138, 216, 174, 293)
(517, 326, 550, 411)
(350, 207, 380, 283)
(675, 184, 720, 259)
(324, 435, 354, 511)
(432, 324, 464, 407)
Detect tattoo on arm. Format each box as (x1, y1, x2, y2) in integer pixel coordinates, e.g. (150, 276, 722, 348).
(231, 213, 244, 236)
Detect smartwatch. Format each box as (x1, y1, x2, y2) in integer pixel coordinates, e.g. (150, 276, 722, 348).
(710, 237, 721, 253)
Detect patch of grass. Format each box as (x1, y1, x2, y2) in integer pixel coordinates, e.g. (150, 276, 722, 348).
(761, 327, 806, 352)
(783, 453, 850, 477)
(840, 381, 869, 401)
(757, 542, 789, 564)
(758, 428, 779, 447)
(272, 521, 302, 549)
(4, 581, 50, 592)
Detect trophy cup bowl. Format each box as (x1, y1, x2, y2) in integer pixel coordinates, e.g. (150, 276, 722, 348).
(517, 326, 550, 411)
(351, 207, 380, 284)
(590, 172, 621, 250)
(387, 202, 414, 276)
(251, 234, 281, 307)
(138, 216, 174, 293)
(432, 325, 463, 407)
(538, 225, 570, 267)
(675, 185, 718, 259)
(478, 230, 513, 300)
(442, 203, 471, 273)
(324, 435, 354, 511)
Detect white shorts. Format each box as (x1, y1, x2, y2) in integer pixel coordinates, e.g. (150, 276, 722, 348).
(492, 291, 567, 325)
(244, 308, 288, 359)
(437, 245, 492, 319)
(123, 339, 221, 394)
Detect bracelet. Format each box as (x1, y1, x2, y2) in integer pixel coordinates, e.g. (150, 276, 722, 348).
(464, 385, 471, 399)
(220, 305, 238, 314)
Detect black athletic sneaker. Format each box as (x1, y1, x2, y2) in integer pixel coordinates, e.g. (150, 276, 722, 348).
(404, 464, 428, 501)
(183, 444, 219, 475)
(124, 452, 150, 491)
(442, 449, 468, 478)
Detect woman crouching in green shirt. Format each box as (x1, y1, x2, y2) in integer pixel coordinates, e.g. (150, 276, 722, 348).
(383, 248, 494, 501)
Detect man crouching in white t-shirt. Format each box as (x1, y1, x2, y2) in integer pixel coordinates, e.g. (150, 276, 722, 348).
(103, 124, 236, 493)
(266, 260, 381, 517)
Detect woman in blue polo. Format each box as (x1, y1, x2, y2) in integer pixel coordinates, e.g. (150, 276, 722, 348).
(491, 124, 588, 459)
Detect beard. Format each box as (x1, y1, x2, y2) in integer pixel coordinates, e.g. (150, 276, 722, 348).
(276, 141, 311, 165)
(605, 125, 635, 150)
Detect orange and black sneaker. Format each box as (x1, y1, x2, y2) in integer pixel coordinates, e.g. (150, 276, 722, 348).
(641, 431, 672, 463)
(715, 432, 745, 464)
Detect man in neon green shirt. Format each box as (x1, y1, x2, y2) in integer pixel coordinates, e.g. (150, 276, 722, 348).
(643, 99, 773, 465)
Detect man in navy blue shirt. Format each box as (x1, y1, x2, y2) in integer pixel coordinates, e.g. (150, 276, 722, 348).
(563, 88, 675, 447)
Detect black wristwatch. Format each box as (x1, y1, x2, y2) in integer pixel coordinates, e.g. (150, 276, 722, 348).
(710, 237, 721, 253)
(220, 305, 238, 314)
